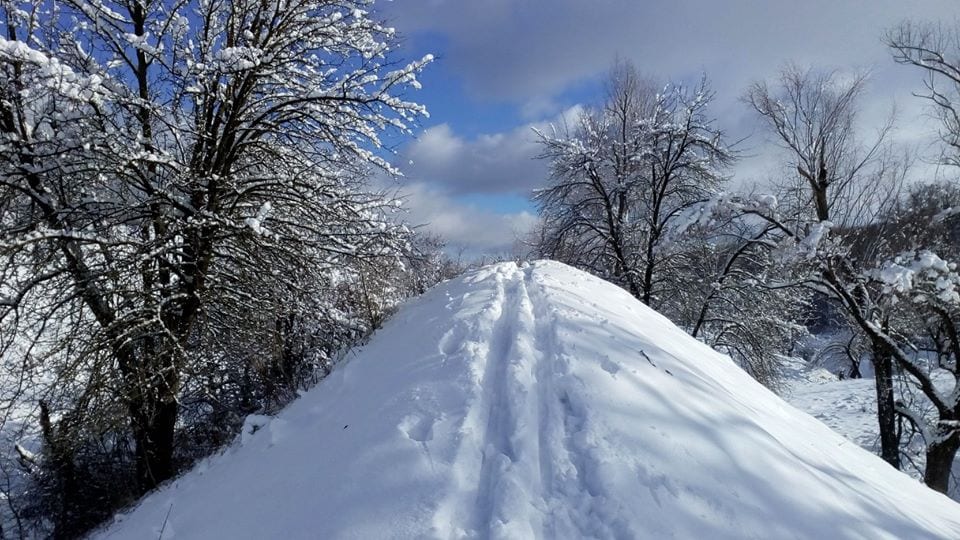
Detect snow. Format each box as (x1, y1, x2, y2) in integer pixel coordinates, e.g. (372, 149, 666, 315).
(244, 202, 272, 235)
(874, 250, 960, 305)
(782, 357, 960, 499)
(933, 207, 960, 224)
(799, 220, 833, 259)
(96, 261, 960, 540)
(782, 358, 885, 456)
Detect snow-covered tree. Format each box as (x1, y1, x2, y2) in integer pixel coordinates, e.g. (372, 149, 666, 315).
(533, 62, 731, 305)
(673, 198, 810, 390)
(867, 250, 960, 493)
(743, 64, 906, 468)
(704, 58, 960, 493)
(858, 20, 960, 492)
(0, 0, 430, 517)
(532, 62, 808, 389)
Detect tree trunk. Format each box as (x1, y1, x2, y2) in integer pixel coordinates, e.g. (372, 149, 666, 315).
(130, 396, 178, 492)
(848, 360, 862, 379)
(924, 431, 960, 494)
(872, 344, 901, 469)
(641, 258, 654, 305)
(128, 349, 180, 493)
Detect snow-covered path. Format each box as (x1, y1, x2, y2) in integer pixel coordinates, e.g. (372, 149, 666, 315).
(433, 263, 648, 537)
(98, 261, 960, 540)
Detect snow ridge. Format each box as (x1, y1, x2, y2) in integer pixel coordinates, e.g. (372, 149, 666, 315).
(98, 261, 960, 540)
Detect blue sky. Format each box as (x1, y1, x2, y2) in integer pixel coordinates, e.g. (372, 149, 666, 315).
(374, 0, 959, 255)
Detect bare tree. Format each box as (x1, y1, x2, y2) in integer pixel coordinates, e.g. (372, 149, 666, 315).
(745, 65, 893, 229)
(532, 62, 807, 389)
(867, 250, 960, 493)
(675, 197, 810, 390)
(888, 21, 960, 168)
(532, 62, 652, 298)
(743, 65, 906, 469)
(873, 20, 960, 493)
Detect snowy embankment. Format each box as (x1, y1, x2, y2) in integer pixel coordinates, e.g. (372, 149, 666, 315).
(97, 261, 960, 539)
(783, 359, 960, 500)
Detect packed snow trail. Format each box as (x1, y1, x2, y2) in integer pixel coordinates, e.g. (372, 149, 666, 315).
(97, 261, 960, 540)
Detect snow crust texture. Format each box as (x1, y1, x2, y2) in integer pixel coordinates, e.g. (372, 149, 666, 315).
(98, 261, 960, 540)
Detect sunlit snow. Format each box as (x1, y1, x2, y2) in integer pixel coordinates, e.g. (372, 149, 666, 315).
(97, 261, 960, 539)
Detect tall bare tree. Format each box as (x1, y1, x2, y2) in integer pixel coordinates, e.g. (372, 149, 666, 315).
(877, 20, 960, 493)
(745, 65, 905, 468)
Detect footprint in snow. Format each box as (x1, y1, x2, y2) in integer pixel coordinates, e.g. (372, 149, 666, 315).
(399, 413, 436, 443)
(599, 356, 620, 376)
(439, 324, 466, 356)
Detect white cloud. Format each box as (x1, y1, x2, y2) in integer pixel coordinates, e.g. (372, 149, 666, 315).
(399, 105, 583, 196)
(392, 181, 538, 255)
(384, 0, 957, 185)
(385, 0, 955, 104)
(408, 124, 464, 171)
(377, 0, 960, 254)
(519, 95, 562, 120)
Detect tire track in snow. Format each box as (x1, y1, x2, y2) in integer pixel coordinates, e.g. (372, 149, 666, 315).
(432, 263, 536, 539)
(430, 265, 517, 538)
(525, 268, 592, 535)
(525, 268, 555, 499)
(474, 265, 521, 505)
(525, 265, 627, 539)
(472, 263, 541, 539)
(523, 267, 569, 539)
(438, 263, 626, 538)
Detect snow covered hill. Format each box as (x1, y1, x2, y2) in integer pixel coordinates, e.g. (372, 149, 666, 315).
(97, 261, 960, 539)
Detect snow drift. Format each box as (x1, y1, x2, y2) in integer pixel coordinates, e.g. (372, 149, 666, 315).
(97, 261, 960, 539)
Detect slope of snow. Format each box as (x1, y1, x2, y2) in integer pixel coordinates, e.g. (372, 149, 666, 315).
(787, 372, 881, 455)
(97, 261, 960, 540)
(783, 358, 960, 500)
